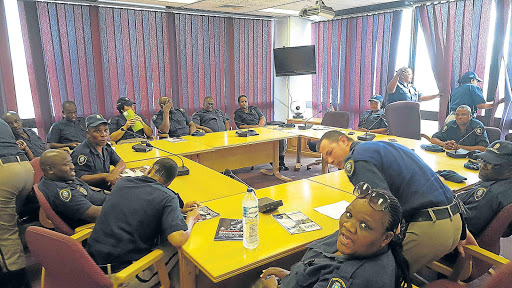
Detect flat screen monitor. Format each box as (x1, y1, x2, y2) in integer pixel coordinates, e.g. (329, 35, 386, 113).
(274, 45, 316, 77)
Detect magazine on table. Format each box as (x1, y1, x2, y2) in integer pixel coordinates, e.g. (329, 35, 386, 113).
(214, 218, 243, 241)
(272, 211, 321, 234)
(196, 206, 220, 222)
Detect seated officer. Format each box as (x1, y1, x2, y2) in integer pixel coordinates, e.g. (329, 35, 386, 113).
(357, 94, 388, 134)
(457, 140, 512, 237)
(2, 111, 48, 158)
(431, 105, 489, 152)
(192, 96, 230, 132)
(260, 189, 410, 288)
(38, 149, 107, 229)
(108, 97, 153, 143)
(47, 101, 87, 149)
(234, 95, 288, 170)
(86, 158, 201, 288)
(317, 130, 464, 274)
(152, 97, 196, 137)
(71, 114, 126, 190)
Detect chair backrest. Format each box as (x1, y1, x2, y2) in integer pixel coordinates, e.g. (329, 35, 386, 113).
(321, 111, 350, 128)
(485, 127, 501, 144)
(385, 101, 421, 140)
(30, 157, 44, 184)
(26, 226, 112, 288)
(33, 184, 74, 236)
(469, 204, 512, 281)
(505, 133, 512, 142)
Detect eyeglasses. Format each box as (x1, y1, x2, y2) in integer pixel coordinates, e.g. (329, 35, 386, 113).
(477, 159, 503, 170)
(352, 182, 390, 211)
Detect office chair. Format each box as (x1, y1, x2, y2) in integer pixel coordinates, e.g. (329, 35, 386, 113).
(385, 101, 421, 140)
(485, 127, 501, 144)
(25, 226, 170, 288)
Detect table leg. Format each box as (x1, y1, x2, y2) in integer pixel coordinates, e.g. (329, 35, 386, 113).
(260, 141, 292, 182)
(179, 250, 196, 288)
(295, 136, 302, 171)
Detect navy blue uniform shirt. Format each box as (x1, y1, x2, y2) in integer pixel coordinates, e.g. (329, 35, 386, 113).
(345, 141, 453, 220)
(432, 119, 489, 148)
(357, 110, 387, 130)
(386, 81, 422, 105)
(38, 177, 107, 229)
(457, 179, 512, 237)
(15, 128, 46, 157)
(233, 106, 263, 127)
(86, 176, 188, 267)
(192, 109, 229, 132)
(448, 84, 485, 116)
(47, 117, 87, 144)
(152, 108, 191, 137)
(108, 114, 149, 141)
(280, 231, 396, 288)
(0, 118, 25, 158)
(71, 139, 122, 190)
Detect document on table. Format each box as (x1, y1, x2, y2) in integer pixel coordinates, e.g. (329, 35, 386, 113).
(314, 200, 351, 220)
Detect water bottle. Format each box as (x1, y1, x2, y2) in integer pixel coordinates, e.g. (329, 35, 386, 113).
(242, 188, 259, 249)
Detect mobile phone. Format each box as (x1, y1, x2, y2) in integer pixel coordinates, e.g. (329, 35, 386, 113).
(348, 132, 355, 135)
(388, 139, 397, 142)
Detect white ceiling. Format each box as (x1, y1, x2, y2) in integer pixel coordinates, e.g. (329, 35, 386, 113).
(101, 0, 403, 17)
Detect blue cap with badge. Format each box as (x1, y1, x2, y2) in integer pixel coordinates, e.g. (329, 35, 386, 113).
(85, 114, 108, 128)
(458, 71, 483, 84)
(369, 95, 383, 103)
(475, 140, 512, 164)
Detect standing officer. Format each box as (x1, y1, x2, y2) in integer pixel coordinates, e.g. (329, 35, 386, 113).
(357, 95, 388, 134)
(2, 111, 48, 158)
(71, 114, 126, 190)
(192, 97, 230, 132)
(38, 149, 108, 229)
(108, 97, 153, 143)
(431, 105, 489, 152)
(317, 130, 464, 274)
(386, 67, 442, 105)
(457, 140, 512, 237)
(46, 101, 87, 149)
(152, 97, 196, 137)
(0, 118, 34, 287)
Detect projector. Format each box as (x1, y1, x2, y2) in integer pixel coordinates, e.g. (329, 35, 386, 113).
(299, 0, 335, 20)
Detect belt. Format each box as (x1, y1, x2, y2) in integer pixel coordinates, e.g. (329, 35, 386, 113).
(0, 155, 29, 165)
(410, 201, 461, 222)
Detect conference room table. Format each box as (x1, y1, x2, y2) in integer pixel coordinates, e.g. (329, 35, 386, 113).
(182, 127, 296, 182)
(178, 179, 355, 287)
(124, 156, 248, 203)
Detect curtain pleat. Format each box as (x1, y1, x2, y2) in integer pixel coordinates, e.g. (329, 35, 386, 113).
(18, 1, 274, 134)
(312, 11, 402, 128)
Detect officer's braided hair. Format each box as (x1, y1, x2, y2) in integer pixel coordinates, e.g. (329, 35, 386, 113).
(379, 189, 411, 288)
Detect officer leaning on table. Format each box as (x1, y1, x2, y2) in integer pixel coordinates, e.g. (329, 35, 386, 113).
(192, 96, 230, 133)
(46, 101, 87, 149)
(2, 111, 48, 158)
(0, 118, 34, 287)
(71, 114, 126, 191)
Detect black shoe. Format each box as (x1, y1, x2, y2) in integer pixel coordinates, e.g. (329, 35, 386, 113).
(279, 165, 289, 171)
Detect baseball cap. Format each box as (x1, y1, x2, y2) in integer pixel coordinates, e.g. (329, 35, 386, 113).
(474, 140, 512, 165)
(458, 71, 483, 84)
(85, 114, 108, 128)
(117, 97, 134, 107)
(369, 95, 383, 103)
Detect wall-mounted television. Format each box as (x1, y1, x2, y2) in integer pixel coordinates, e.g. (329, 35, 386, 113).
(274, 45, 316, 77)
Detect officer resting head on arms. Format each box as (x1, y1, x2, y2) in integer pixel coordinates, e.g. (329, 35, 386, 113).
(70, 114, 126, 191)
(456, 140, 512, 237)
(108, 97, 153, 143)
(152, 97, 196, 137)
(38, 149, 108, 228)
(86, 158, 201, 288)
(2, 111, 48, 159)
(430, 105, 489, 152)
(192, 96, 230, 133)
(46, 101, 87, 149)
(317, 130, 466, 274)
(260, 189, 410, 288)
(357, 94, 388, 135)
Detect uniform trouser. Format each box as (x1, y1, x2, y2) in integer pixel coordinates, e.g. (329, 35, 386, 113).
(279, 139, 287, 156)
(403, 212, 462, 274)
(0, 161, 34, 272)
(110, 242, 179, 288)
